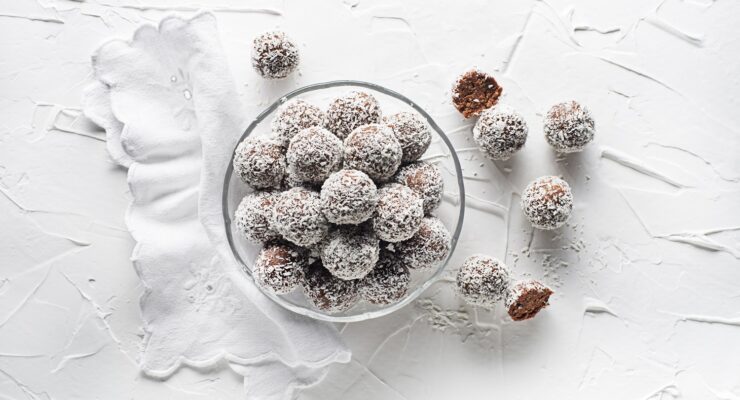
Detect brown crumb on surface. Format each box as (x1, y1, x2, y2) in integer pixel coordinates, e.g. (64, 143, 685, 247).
(452, 70, 503, 118)
(507, 280, 553, 321)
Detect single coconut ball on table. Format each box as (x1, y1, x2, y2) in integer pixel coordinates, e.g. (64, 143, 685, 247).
(320, 169, 377, 224)
(456, 255, 511, 307)
(321, 225, 380, 280)
(543, 100, 595, 153)
(393, 161, 443, 214)
(272, 187, 329, 247)
(303, 261, 360, 313)
(325, 91, 382, 140)
(384, 112, 432, 163)
(344, 124, 403, 182)
(251, 31, 299, 79)
(233, 137, 286, 189)
(372, 183, 424, 242)
(505, 279, 553, 321)
(473, 104, 528, 161)
(521, 176, 573, 230)
(234, 191, 280, 244)
(271, 99, 325, 147)
(395, 216, 451, 269)
(452, 69, 503, 118)
(360, 250, 410, 305)
(286, 126, 343, 184)
(253, 242, 307, 295)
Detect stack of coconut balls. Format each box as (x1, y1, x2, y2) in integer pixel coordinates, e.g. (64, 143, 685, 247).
(233, 91, 451, 313)
(451, 69, 596, 320)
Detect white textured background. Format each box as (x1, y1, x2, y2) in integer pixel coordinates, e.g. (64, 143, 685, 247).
(2, 0, 740, 399)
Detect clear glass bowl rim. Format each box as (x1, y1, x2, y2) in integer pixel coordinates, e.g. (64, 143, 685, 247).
(222, 80, 466, 322)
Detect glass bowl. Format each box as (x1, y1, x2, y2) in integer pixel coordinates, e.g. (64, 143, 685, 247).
(222, 80, 465, 322)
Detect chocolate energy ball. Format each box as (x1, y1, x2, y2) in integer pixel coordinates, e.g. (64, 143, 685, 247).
(321, 226, 380, 280)
(505, 280, 553, 321)
(521, 176, 573, 230)
(452, 69, 503, 118)
(393, 161, 443, 214)
(395, 216, 451, 269)
(251, 31, 299, 79)
(234, 191, 280, 244)
(271, 99, 325, 147)
(320, 169, 377, 224)
(383, 112, 432, 163)
(253, 242, 307, 294)
(303, 262, 360, 313)
(344, 124, 403, 182)
(360, 251, 410, 305)
(543, 100, 595, 153)
(233, 137, 286, 189)
(473, 104, 528, 161)
(325, 91, 382, 139)
(272, 187, 329, 246)
(456, 255, 511, 307)
(286, 126, 343, 184)
(372, 183, 424, 242)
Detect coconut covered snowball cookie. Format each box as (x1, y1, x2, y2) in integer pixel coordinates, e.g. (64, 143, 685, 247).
(372, 183, 424, 242)
(325, 91, 382, 139)
(303, 262, 360, 313)
(271, 99, 325, 147)
(452, 69, 503, 118)
(395, 216, 451, 269)
(344, 124, 403, 182)
(272, 187, 329, 246)
(543, 101, 595, 153)
(473, 104, 528, 161)
(320, 169, 377, 224)
(321, 226, 380, 280)
(384, 112, 432, 163)
(253, 242, 307, 295)
(251, 31, 299, 79)
(233, 137, 286, 189)
(360, 251, 410, 305)
(456, 255, 511, 307)
(521, 176, 574, 230)
(393, 161, 443, 214)
(505, 280, 553, 321)
(234, 191, 280, 244)
(286, 126, 343, 184)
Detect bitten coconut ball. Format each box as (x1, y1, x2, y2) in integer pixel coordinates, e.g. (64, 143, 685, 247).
(373, 183, 424, 242)
(543, 100, 595, 153)
(384, 112, 432, 163)
(234, 191, 280, 244)
(272, 187, 329, 246)
(321, 226, 380, 280)
(521, 176, 573, 230)
(233, 137, 286, 189)
(395, 216, 451, 269)
(393, 161, 443, 214)
(251, 31, 299, 79)
(473, 104, 528, 161)
(325, 91, 382, 139)
(360, 251, 410, 305)
(271, 99, 325, 147)
(303, 262, 360, 313)
(344, 124, 403, 182)
(286, 126, 343, 184)
(253, 242, 307, 294)
(452, 69, 503, 118)
(456, 255, 511, 307)
(320, 169, 377, 224)
(505, 280, 553, 321)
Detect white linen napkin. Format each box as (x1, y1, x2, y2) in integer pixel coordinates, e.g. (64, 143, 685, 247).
(82, 12, 349, 399)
